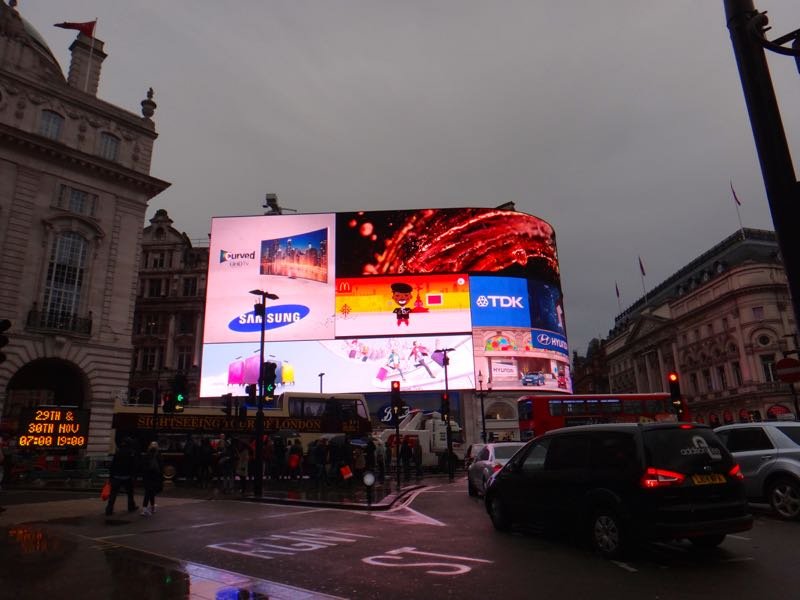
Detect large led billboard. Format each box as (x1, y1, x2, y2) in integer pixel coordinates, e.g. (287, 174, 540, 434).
(200, 208, 571, 397)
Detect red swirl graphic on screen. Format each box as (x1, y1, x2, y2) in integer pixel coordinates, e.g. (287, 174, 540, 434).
(341, 208, 558, 278)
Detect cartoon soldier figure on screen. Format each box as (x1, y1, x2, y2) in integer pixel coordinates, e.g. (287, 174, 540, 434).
(390, 282, 413, 327)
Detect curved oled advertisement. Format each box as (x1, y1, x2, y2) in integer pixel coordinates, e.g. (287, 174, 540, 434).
(201, 208, 571, 397)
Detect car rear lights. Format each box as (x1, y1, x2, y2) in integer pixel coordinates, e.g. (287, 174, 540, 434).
(640, 467, 686, 489)
(728, 464, 744, 480)
(492, 463, 503, 473)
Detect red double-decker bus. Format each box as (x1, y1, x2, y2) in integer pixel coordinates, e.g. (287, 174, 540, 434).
(517, 393, 680, 441)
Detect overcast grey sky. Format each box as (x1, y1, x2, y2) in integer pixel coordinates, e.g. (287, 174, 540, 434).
(19, 1, 800, 356)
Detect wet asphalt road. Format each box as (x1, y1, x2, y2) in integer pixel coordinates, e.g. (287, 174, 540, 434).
(1, 480, 798, 600)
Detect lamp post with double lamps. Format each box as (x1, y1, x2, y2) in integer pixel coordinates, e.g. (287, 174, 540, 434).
(249, 289, 279, 498)
(477, 371, 489, 443)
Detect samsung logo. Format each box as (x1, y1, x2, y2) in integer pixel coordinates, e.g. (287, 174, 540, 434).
(219, 249, 256, 263)
(228, 305, 310, 332)
(536, 333, 569, 350)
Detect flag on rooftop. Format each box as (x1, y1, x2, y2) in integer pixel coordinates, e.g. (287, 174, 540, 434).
(54, 20, 96, 38)
(730, 180, 742, 206)
(638, 256, 646, 277)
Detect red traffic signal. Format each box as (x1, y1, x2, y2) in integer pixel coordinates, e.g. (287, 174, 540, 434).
(391, 380, 400, 393)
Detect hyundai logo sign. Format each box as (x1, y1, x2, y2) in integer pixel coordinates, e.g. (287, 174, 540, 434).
(228, 305, 310, 332)
(531, 329, 569, 355)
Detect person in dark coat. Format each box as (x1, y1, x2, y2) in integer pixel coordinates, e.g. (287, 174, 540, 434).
(141, 441, 163, 516)
(105, 437, 139, 517)
(400, 436, 413, 480)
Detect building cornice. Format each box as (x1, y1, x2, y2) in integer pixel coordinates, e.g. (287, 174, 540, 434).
(0, 121, 170, 197)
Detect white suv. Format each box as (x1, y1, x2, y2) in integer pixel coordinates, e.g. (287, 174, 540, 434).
(715, 422, 800, 520)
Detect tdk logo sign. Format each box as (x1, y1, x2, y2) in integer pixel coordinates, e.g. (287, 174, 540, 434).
(475, 295, 524, 309)
(229, 305, 310, 332)
(219, 249, 256, 263)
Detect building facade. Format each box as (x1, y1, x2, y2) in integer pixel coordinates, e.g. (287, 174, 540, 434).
(605, 229, 798, 424)
(129, 209, 208, 412)
(0, 4, 169, 455)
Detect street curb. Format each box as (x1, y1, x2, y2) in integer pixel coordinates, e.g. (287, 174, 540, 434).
(236, 484, 425, 511)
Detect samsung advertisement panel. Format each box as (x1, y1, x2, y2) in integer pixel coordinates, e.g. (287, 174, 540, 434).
(204, 214, 336, 343)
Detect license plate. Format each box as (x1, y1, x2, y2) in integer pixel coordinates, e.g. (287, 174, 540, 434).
(691, 473, 726, 485)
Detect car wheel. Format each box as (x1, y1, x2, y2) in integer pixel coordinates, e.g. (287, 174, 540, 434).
(468, 477, 478, 497)
(689, 534, 726, 549)
(487, 494, 512, 531)
(590, 508, 626, 559)
(768, 477, 800, 520)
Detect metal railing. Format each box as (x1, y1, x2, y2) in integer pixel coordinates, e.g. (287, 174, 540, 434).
(26, 309, 92, 335)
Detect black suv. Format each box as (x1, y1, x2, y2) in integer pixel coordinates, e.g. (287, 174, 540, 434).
(484, 423, 753, 558)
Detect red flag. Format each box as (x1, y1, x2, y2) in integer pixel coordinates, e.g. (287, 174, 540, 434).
(615, 281, 620, 299)
(54, 21, 96, 38)
(638, 256, 646, 277)
(730, 180, 741, 206)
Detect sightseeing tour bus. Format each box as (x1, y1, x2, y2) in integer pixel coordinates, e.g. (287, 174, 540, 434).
(111, 391, 371, 479)
(517, 393, 679, 441)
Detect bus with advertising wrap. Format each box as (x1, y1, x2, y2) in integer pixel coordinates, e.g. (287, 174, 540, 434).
(517, 393, 679, 441)
(111, 391, 371, 479)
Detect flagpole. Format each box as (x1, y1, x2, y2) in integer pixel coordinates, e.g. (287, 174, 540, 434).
(730, 180, 745, 238)
(638, 256, 648, 306)
(615, 281, 622, 313)
(83, 19, 97, 93)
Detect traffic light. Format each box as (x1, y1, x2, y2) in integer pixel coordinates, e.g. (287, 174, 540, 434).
(667, 371, 685, 419)
(390, 381, 404, 423)
(162, 391, 175, 413)
(0, 318, 10, 364)
(262, 361, 277, 401)
(237, 400, 248, 420)
(173, 372, 188, 412)
(245, 384, 256, 404)
(221, 393, 233, 416)
(440, 392, 450, 421)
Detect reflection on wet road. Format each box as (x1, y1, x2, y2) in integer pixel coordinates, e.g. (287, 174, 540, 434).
(1, 524, 347, 600)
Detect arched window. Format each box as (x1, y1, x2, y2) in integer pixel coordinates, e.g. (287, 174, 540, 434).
(485, 401, 515, 420)
(98, 132, 120, 161)
(39, 110, 64, 140)
(43, 232, 89, 325)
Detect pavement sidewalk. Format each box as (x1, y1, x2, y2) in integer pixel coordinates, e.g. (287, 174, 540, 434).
(0, 471, 454, 526)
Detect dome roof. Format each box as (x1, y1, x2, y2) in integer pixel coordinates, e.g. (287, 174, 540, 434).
(0, 3, 65, 81)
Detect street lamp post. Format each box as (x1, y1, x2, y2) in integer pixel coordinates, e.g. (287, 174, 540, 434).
(437, 347, 455, 481)
(250, 289, 279, 498)
(477, 371, 488, 443)
(318, 372, 325, 394)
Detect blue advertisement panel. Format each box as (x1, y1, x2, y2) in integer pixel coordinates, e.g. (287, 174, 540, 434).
(529, 328, 569, 356)
(469, 276, 531, 328)
(528, 279, 566, 336)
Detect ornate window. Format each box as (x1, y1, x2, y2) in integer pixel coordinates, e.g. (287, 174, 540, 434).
(39, 110, 64, 140)
(182, 277, 197, 297)
(760, 354, 777, 383)
(55, 185, 98, 217)
(43, 231, 88, 323)
(177, 346, 193, 372)
(98, 132, 120, 161)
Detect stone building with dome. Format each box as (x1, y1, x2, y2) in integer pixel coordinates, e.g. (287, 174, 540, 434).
(0, 2, 170, 457)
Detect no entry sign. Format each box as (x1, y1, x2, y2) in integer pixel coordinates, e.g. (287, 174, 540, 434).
(775, 357, 800, 383)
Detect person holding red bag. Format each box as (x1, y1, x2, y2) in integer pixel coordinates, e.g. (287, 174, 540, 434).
(105, 437, 138, 517)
